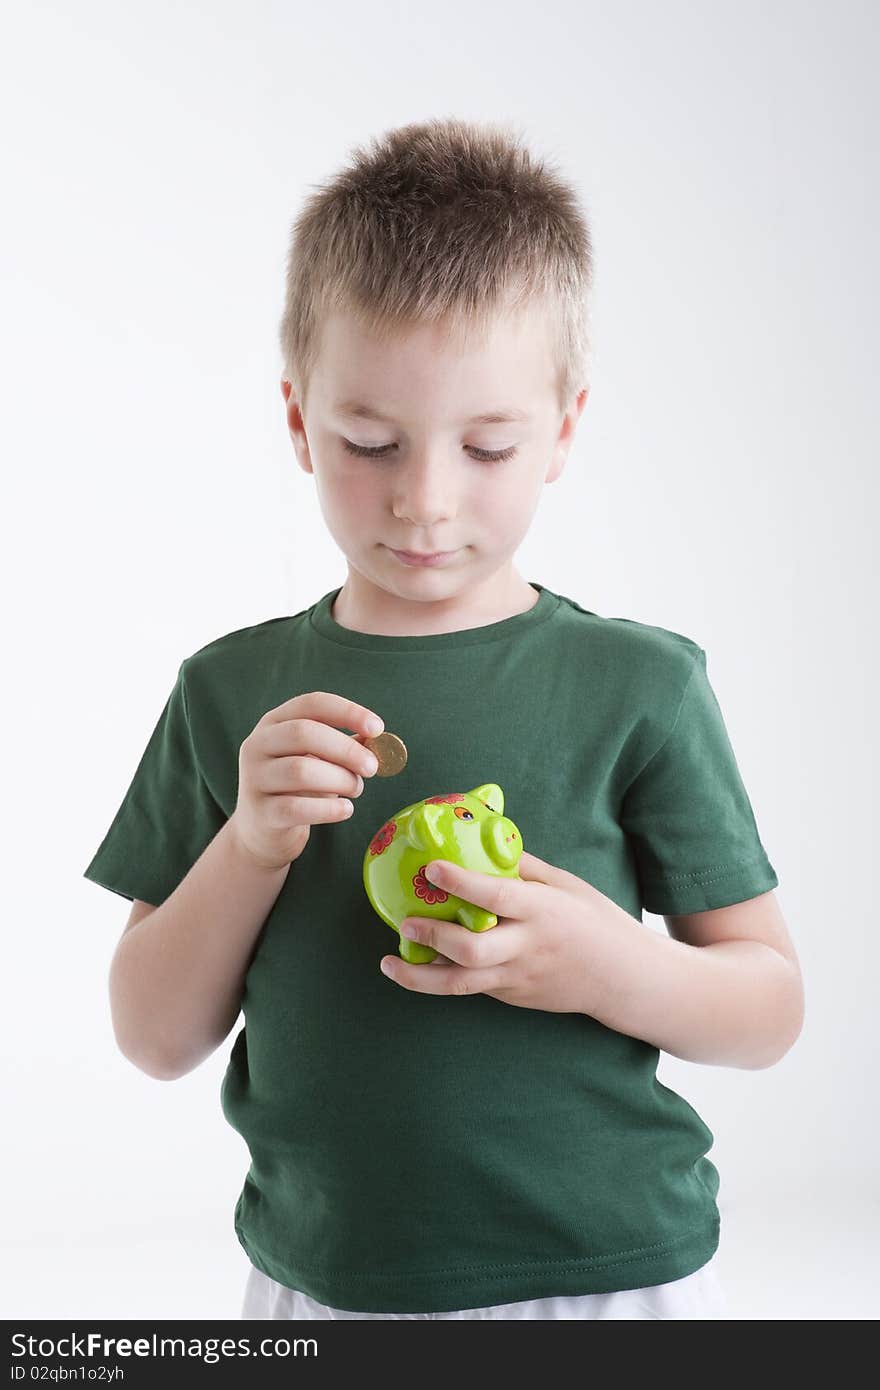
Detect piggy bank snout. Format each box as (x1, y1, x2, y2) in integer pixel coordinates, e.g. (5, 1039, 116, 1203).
(481, 813, 522, 869)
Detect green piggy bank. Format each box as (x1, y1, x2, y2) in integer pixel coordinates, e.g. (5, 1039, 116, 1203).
(362, 783, 523, 964)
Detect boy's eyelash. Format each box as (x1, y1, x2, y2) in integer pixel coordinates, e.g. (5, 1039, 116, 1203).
(342, 440, 518, 463)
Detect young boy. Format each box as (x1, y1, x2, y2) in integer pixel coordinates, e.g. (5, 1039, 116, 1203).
(83, 117, 803, 1321)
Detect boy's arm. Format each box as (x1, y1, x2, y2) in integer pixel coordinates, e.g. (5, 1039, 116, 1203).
(584, 889, 804, 1070)
(108, 818, 290, 1081)
(122, 899, 158, 934)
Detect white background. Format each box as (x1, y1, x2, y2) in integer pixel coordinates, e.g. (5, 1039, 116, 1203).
(3, 0, 877, 1321)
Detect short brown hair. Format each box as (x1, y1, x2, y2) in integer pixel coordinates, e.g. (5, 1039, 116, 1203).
(279, 117, 594, 416)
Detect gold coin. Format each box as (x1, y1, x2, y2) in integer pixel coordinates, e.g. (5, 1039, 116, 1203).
(363, 730, 408, 776)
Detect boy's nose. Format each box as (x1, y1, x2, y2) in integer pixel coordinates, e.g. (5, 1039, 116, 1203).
(391, 454, 458, 521)
(393, 495, 455, 527)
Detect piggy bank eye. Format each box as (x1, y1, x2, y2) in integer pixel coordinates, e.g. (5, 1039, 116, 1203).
(454, 806, 475, 821)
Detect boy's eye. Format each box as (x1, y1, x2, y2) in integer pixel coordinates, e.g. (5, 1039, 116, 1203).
(342, 439, 518, 464)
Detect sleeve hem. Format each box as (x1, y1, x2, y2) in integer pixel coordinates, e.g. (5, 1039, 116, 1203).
(641, 853, 779, 915)
(82, 868, 171, 908)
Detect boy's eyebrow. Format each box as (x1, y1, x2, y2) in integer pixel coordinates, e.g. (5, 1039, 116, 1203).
(333, 400, 532, 426)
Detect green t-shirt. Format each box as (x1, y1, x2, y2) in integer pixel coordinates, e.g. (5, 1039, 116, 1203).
(83, 582, 778, 1313)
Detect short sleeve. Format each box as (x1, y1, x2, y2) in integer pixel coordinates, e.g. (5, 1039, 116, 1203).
(83, 660, 228, 907)
(620, 647, 779, 915)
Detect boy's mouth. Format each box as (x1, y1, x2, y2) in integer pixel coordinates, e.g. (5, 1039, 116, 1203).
(388, 548, 459, 566)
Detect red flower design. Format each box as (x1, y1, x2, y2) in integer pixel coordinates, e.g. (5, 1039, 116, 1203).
(424, 793, 465, 804)
(413, 863, 449, 905)
(369, 820, 396, 856)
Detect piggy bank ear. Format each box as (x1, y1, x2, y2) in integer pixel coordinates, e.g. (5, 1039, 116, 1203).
(470, 783, 504, 813)
(409, 802, 448, 853)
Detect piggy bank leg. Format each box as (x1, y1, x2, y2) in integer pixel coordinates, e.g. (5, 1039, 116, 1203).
(398, 934, 437, 965)
(456, 905, 497, 933)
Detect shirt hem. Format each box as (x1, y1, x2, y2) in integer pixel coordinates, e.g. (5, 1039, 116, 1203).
(234, 1213, 720, 1315)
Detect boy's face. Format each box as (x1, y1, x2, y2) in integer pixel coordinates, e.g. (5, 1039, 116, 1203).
(281, 299, 587, 618)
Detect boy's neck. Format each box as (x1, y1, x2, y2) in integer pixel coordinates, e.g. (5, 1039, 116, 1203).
(330, 564, 540, 638)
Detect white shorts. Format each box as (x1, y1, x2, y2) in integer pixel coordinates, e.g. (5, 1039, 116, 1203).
(241, 1255, 731, 1320)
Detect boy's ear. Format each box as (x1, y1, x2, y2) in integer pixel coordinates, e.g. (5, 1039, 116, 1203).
(546, 385, 589, 483)
(280, 377, 314, 476)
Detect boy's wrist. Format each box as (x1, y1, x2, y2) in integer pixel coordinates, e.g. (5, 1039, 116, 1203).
(223, 816, 295, 879)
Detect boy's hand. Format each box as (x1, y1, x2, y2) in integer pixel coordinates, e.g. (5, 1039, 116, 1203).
(380, 850, 628, 1014)
(230, 692, 384, 872)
